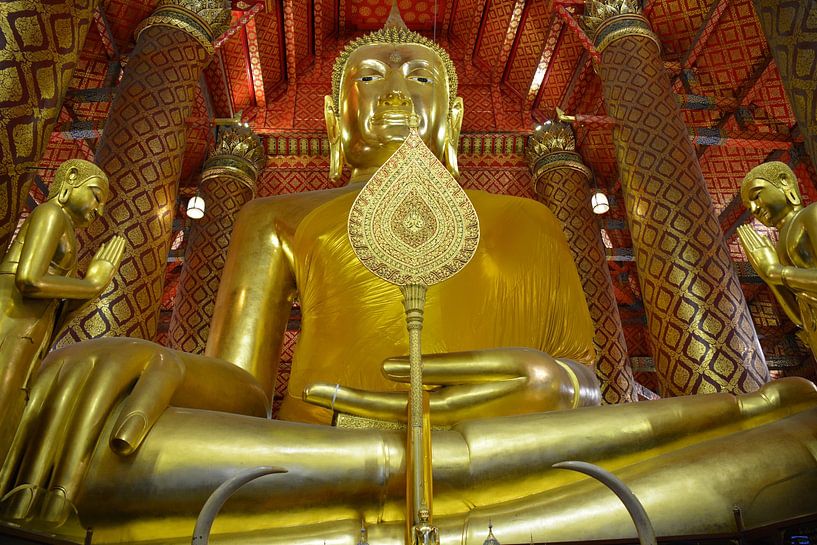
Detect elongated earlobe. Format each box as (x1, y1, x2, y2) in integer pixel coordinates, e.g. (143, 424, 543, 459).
(444, 139, 460, 179)
(444, 97, 464, 179)
(781, 173, 802, 206)
(58, 187, 72, 205)
(325, 96, 344, 181)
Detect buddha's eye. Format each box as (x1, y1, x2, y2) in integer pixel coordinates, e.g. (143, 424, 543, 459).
(358, 74, 383, 82)
(409, 76, 433, 84)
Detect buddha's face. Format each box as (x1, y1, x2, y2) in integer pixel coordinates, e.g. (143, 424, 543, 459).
(334, 43, 459, 172)
(741, 176, 792, 227)
(65, 176, 109, 227)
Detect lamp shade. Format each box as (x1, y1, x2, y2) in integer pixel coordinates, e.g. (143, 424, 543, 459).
(591, 192, 609, 215)
(187, 195, 205, 219)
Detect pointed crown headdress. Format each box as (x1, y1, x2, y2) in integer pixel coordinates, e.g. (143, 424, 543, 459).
(331, 2, 458, 114)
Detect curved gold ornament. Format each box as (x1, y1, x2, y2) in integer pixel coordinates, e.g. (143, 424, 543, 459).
(348, 128, 480, 287)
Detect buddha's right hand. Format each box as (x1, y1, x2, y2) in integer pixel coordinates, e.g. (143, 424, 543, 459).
(303, 348, 600, 426)
(0, 337, 268, 523)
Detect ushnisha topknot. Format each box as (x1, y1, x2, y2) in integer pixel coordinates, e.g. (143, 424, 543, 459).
(330, 10, 458, 115)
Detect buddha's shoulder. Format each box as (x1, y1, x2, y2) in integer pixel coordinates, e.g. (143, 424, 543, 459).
(237, 186, 359, 226)
(465, 189, 560, 227)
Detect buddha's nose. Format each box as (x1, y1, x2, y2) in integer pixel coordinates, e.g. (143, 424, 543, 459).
(378, 91, 413, 110)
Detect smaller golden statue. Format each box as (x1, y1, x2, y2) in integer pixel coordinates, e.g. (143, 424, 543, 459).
(0, 159, 125, 465)
(738, 161, 817, 358)
(412, 507, 440, 545)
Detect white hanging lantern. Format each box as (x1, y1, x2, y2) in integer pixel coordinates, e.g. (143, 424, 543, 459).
(591, 192, 609, 215)
(187, 195, 206, 219)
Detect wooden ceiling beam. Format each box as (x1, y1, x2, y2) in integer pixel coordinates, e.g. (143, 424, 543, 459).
(680, 0, 731, 72)
(93, 7, 119, 60)
(246, 18, 266, 108)
(697, 53, 773, 158)
(215, 3, 263, 50)
(443, 0, 455, 32)
(462, 0, 489, 78)
(283, 0, 298, 88)
(527, 14, 564, 115)
(495, 0, 526, 84)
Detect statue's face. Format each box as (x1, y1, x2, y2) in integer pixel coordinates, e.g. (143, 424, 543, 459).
(337, 43, 451, 168)
(65, 176, 109, 227)
(741, 176, 791, 227)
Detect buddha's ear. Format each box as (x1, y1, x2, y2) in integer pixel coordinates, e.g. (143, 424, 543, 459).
(58, 167, 80, 204)
(325, 96, 344, 182)
(444, 97, 464, 179)
(781, 171, 802, 206)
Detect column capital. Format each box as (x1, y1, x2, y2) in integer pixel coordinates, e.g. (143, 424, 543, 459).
(526, 122, 590, 195)
(202, 126, 267, 193)
(580, 0, 660, 54)
(136, 0, 231, 55)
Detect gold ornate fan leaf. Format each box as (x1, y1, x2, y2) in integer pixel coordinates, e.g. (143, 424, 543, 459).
(348, 129, 480, 286)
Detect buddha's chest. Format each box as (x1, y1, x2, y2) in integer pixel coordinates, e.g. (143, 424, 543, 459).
(780, 221, 815, 270)
(50, 229, 78, 276)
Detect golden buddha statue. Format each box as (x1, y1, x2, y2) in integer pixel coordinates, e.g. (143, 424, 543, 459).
(738, 161, 817, 358)
(2, 13, 817, 545)
(0, 159, 124, 467)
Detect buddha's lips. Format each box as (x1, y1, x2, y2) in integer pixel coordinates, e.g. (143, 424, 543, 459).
(372, 110, 413, 126)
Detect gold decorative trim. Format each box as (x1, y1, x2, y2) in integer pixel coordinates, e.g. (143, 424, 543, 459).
(531, 156, 592, 196)
(335, 412, 450, 431)
(136, 14, 215, 55)
(135, 1, 230, 55)
(201, 165, 257, 193)
(580, 0, 642, 39)
(594, 14, 660, 53)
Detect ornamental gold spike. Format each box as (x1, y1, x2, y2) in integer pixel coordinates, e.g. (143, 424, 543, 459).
(580, 0, 642, 38)
(347, 127, 479, 540)
(207, 127, 267, 172)
(157, 0, 232, 36)
(526, 120, 577, 166)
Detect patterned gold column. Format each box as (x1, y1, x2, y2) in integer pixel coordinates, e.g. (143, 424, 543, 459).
(56, 0, 230, 345)
(168, 127, 266, 353)
(526, 122, 635, 403)
(0, 0, 98, 257)
(582, 0, 769, 395)
(752, 0, 817, 164)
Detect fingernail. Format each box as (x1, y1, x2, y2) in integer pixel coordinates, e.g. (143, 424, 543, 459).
(112, 412, 147, 455)
(41, 487, 71, 526)
(4, 486, 34, 520)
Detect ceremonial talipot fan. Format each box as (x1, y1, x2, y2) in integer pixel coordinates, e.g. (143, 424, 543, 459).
(347, 126, 480, 535)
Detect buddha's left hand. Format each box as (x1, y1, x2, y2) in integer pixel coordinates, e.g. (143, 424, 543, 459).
(303, 348, 600, 426)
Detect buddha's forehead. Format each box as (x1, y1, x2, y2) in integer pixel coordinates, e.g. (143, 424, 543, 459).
(343, 43, 446, 74)
(741, 176, 778, 199)
(79, 175, 109, 191)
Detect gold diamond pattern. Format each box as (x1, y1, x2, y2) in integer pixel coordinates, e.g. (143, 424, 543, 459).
(597, 24, 769, 395)
(532, 156, 636, 403)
